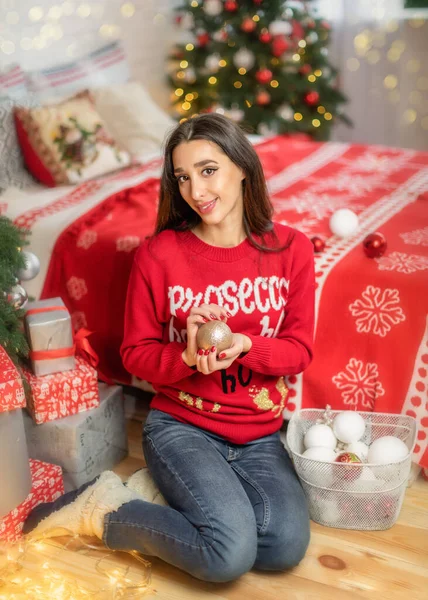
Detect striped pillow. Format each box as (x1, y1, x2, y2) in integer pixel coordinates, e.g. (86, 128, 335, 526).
(0, 65, 28, 100)
(26, 41, 130, 102)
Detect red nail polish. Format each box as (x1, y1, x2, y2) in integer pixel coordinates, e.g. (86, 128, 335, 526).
(198, 349, 204, 356)
(219, 352, 226, 359)
(219, 315, 225, 320)
(204, 349, 210, 356)
(210, 313, 217, 320)
(211, 346, 216, 353)
(202, 317, 208, 322)
(226, 312, 232, 318)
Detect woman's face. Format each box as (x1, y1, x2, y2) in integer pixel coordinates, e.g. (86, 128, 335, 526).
(172, 139, 245, 228)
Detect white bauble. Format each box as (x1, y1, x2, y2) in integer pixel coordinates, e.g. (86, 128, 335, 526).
(203, 0, 222, 17)
(304, 423, 337, 450)
(344, 440, 369, 461)
(277, 103, 294, 121)
(205, 53, 220, 72)
(306, 31, 319, 44)
(233, 48, 255, 70)
(368, 436, 409, 465)
(269, 20, 293, 36)
(302, 446, 337, 462)
(333, 412, 365, 444)
(180, 12, 194, 30)
(227, 107, 245, 122)
(329, 208, 359, 238)
(184, 67, 196, 83)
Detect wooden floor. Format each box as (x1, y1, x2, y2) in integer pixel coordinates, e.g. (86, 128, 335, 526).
(9, 393, 428, 599)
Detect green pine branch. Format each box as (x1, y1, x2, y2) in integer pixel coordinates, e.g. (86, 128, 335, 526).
(0, 216, 30, 364)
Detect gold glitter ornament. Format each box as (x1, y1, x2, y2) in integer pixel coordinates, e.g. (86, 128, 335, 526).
(196, 321, 233, 353)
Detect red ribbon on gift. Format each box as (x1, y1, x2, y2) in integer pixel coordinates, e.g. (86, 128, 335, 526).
(26, 306, 114, 384)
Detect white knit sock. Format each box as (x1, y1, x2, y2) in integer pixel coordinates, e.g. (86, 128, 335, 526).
(126, 468, 168, 506)
(27, 471, 139, 540)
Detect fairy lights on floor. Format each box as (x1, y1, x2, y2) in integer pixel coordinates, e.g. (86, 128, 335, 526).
(0, 531, 152, 599)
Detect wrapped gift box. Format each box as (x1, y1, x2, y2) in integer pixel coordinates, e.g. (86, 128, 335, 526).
(24, 384, 128, 491)
(0, 346, 26, 413)
(23, 356, 99, 424)
(0, 347, 32, 518)
(0, 409, 32, 518)
(24, 297, 75, 376)
(0, 459, 64, 542)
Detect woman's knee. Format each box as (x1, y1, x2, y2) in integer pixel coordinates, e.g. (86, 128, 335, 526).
(196, 527, 258, 582)
(254, 517, 310, 571)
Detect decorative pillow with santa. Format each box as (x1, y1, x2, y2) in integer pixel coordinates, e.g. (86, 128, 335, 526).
(14, 91, 131, 187)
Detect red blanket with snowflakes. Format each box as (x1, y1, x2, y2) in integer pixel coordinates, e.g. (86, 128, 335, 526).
(13, 136, 428, 467)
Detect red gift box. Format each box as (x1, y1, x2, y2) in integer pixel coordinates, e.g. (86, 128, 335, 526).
(0, 347, 26, 413)
(23, 356, 100, 424)
(0, 459, 64, 542)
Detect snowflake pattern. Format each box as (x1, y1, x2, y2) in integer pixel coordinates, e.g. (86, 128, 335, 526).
(349, 286, 405, 337)
(337, 150, 413, 173)
(400, 226, 428, 247)
(77, 230, 97, 249)
(277, 217, 320, 235)
(332, 358, 385, 409)
(66, 276, 88, 300)
(376, 252, 428, 274)
(116, 236, 141, 252)
(71, 311, 87, 331)
(274, 191, 356, 220)
(307, 173, 391, 196)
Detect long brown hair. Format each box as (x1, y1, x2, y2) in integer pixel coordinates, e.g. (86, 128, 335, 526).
(156, 113, 291, 252)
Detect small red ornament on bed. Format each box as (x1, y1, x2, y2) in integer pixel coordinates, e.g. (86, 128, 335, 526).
(311, 236, 325, 253)
(363, 232, 387, 258)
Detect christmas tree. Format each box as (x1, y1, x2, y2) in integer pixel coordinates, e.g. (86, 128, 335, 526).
(0, 216, 29, 363)
(169, 0, 349, 140)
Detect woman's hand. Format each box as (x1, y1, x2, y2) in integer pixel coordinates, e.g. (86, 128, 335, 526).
(195, 333, 252, 375)
(181, 304, 230, 368)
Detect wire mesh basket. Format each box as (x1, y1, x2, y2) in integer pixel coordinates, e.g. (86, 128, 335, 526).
(286, 409, 417, 530)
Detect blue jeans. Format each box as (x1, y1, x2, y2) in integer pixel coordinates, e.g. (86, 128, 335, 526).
(104, 409, 310, 582)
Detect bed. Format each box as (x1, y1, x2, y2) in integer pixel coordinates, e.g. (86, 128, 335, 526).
(2, 133, 427, 468)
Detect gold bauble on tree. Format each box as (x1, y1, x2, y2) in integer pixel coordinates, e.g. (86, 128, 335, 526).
(196, 321, 233, 354)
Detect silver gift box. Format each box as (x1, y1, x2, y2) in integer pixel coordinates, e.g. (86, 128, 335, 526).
(24, 384, 128, 492)
(25, 297, 75, 376)
(0, 409, 32, 518)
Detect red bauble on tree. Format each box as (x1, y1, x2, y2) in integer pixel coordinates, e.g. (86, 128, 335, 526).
(363, 232, 387, 258)
(255, 68, 273, 84)
(292, 19, 305, 39)
(259, 30, 272, 44)
(305, 91, 320, 106)
(300, 64, 312, 76)
(256, 90, 271, 106)
(241, 17, 257, 33)
(311, 236, 325, 253)
(224, 0, 238, 11)
(197, 32, 210, 47)
(271, 35, 289, 57)
(253, 0, 264, 5)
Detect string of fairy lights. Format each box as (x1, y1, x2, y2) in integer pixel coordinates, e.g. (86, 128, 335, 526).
(0, 532, 152, 599)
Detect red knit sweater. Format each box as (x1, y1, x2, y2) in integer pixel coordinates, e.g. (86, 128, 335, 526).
(121, 223, 315, 444)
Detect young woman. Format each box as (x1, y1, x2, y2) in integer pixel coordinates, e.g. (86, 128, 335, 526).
(24, 114, 315, 583)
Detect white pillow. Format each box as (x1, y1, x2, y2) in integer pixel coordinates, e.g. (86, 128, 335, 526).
(26, 41, 130, 103)
(92, 81, 175, 159)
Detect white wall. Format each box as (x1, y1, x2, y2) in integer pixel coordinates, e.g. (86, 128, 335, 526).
(0, 0, 181, 109)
